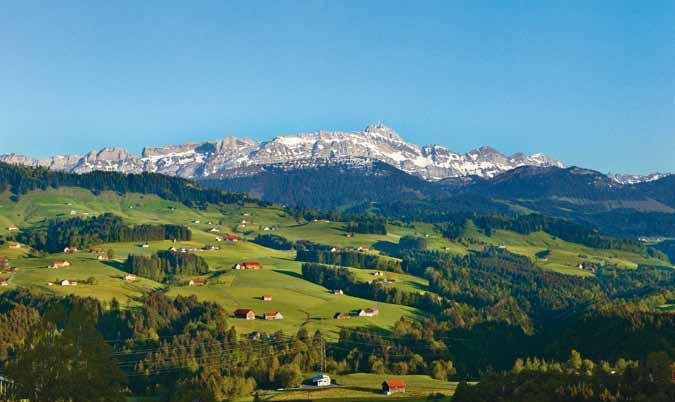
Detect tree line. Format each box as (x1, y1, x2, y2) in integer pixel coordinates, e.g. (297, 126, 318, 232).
(296, 240, 401, 271)
(453, 350, 675, 402)
(0, 162, 262, 209)
(301, 263, 443, 312)
(15, 213, 191, 253)
(124, 250, 209, 282)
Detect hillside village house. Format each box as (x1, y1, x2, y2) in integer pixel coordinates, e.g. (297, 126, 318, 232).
(358, 307, 379, 317)
(0, 257, 10, 269)
(311, 374, 331, 387)
(233, 261, 261, 270)
(8, 243, 21, 249)
(382, 379, 406, 395)
(373, 271, 384, 277)
(0, 280, 9, 287)
(334, 312, 350, 320)
(97, 255, 109, 261)
(189, 279, 205, 286)
(7, 225, 18, 232)
(333, 289, 344, 295)
(60, 279, 77, 286)
(63, 247, 78, 253)
(262, 295, 272, 301)
(223, 234, 239, 242)
(234, 309, 256, 320)
(49, 260, 71, 269)
(124, 274, 137, 282)
(264, 311, 283, 320)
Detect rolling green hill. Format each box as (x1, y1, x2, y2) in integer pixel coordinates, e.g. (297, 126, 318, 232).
(1, 187, 671, 338)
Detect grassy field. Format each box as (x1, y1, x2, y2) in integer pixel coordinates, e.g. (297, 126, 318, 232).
(1, 187, 672, 338)
(244, 373, 458, 401)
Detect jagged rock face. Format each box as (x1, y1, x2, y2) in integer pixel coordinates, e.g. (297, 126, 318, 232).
(0, 124, 565, 181)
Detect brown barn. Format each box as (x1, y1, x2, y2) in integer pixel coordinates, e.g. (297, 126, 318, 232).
(234, 309, 256, 320)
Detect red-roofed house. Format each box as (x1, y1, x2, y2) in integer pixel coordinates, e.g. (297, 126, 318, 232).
(264, 311, 283, 320)
(223, 234, 239, 242)
(262, 295, 272, 301)
(382, 379, 406, 395)
(233, 261, 261, 270)
(234, 309, 256, 320)
(8, 243, 21, 249)
(49, 260, 71, 269)
(64, 247, 78, 253)
(189, 279, 205, 286)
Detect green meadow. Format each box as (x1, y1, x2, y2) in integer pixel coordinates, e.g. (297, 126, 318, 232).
(1, 187, 672, 339)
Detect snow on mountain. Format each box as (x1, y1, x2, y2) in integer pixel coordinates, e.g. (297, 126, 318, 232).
(0, 124, 565, 181)
(608, 172, 671, 185)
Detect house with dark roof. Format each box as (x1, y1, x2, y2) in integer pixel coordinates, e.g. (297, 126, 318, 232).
(234, 309, 256, 320)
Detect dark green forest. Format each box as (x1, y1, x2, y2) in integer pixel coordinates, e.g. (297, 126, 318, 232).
(15, 213, 191, 253)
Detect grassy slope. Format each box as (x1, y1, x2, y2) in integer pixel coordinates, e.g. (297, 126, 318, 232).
(247, 373, 458, 401)
(1, 187, 671, 335)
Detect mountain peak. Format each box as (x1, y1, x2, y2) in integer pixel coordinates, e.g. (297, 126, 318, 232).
(363, 123, 402, 141)
(0, 124, 564, 181)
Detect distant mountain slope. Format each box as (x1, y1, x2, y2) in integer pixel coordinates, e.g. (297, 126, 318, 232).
(202, 162, 675, 237)
(0, 162, 260, 208)
(201, 158, 442, 210)
(0, 124, 563, 181)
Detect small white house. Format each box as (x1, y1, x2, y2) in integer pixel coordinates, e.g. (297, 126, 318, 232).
(312, 374, 331, 387)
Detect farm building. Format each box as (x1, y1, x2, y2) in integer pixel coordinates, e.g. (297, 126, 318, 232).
(234, 309, 256, 320)
(124, 274, 137, 282)
(264, 311, 283, 320)
(382, 379, 406, 395)
(60, 279, 78, 286)
(49, 260, 71, 269)
(358, 307, 379, 317)
(373, 271, 384, 277)
(233, 261, 262, 270)
(311, 374, 331, 387)
(7, 226, 18, 232)
(223, 234, 239, 242)
(63, 247, 78, 253)
(8, 243, 21, 249)
(97, 255, 109, 261)
(333, 289, 344, 295)
(334, 312, 350, 320)
(0, 280, 8, 287)
(189, 279, 205, 286)
(262, 295, 272, 301)
(0, 258, 9, 269)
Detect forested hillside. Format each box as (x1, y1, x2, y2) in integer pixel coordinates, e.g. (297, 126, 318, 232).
(0, 165, 672, 402)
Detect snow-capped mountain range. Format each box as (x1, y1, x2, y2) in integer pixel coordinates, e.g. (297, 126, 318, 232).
(0, 123, 634, 182)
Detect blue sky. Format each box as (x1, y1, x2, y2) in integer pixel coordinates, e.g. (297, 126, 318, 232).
(1, 1, 673, 174)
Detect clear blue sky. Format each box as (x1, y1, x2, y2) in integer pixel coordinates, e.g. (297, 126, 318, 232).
(1, 1, 673, 174)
